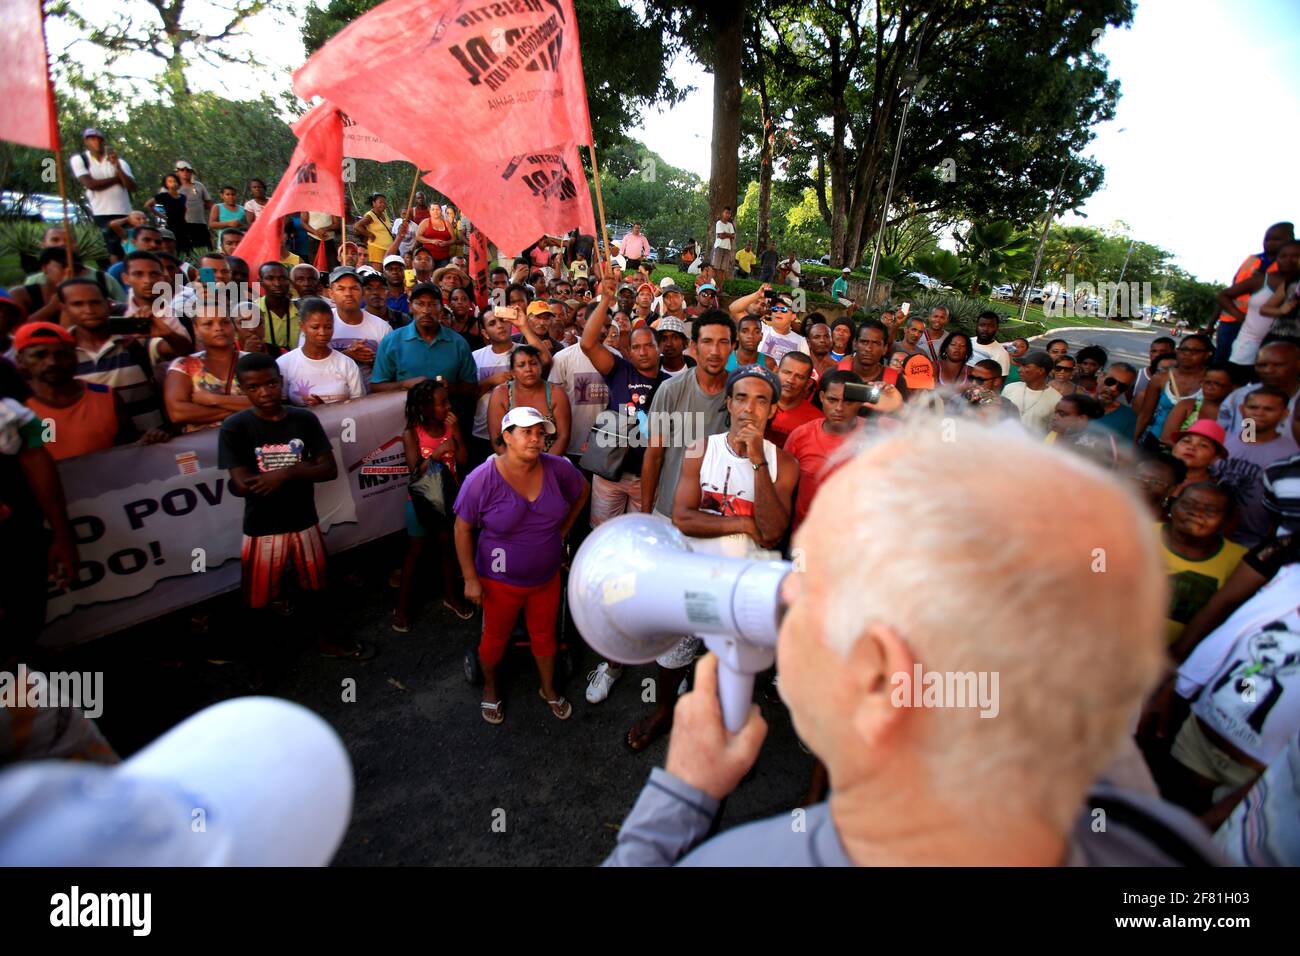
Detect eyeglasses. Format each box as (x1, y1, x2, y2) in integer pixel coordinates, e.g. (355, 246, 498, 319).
(771, 306, 791, 313)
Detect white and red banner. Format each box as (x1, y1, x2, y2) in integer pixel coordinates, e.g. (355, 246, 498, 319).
(40, 393, 411, 646)
(0, 0, 58, 150)
(234, 102, 344, 270)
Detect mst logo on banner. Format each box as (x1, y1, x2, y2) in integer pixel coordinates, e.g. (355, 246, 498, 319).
(447, 0, 568, 93)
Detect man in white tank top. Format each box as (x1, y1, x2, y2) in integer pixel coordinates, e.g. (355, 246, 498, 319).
(624, 363, 799, 752)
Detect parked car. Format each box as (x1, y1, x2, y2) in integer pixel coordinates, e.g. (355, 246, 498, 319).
(908, 272, 944, 291)
(0, 191, 87, 223)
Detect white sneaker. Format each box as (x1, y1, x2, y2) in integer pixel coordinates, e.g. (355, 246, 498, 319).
(585, 662, 623, 704)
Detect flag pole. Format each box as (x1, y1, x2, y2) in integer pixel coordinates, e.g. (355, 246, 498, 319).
(586, 139, 614, 279)
(38, 0, 74, 272)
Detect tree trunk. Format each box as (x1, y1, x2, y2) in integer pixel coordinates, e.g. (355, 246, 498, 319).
(708, 2, 745, 254)
(754, 26, 773, 252)
(827, 34, 847, 267)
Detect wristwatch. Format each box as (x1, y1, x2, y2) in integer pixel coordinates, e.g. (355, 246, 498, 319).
(750, 458, 765, 471)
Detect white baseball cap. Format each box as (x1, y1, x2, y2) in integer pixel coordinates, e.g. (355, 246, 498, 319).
(382, 255, 406, 268)
(658, 277, 676, 291)
(501, 405, 556, 434)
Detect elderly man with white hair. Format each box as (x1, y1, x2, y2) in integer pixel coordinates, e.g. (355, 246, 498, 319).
(604, 417, 1221, 865)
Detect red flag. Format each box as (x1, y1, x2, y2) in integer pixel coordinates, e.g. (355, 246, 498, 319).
(469, 226, 490, 311)
(0, 0, 58, 150)
(341, 111, 413, 164)
(314, 235, 329, 270)
(294, 0, 593, 173)
(234, 103, 344, 274)
(424, 141, 595, 256)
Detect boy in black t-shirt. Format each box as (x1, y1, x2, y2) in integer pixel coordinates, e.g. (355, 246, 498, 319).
(218, 353, 374, 662)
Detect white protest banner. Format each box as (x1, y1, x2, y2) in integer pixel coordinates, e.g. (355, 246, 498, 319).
(40, 392, 411, 646)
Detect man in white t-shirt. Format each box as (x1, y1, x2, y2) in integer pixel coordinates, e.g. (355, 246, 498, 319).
(968, 311, 1011, 376)
(277, 301, 365, 406)
(69, 129, 136, 263)
(548, 307, 610, 460)
(469, 308, 515, 464)
(758, 296, 809, 365)
(1002, 350, 1060, 435)
(778, 253, 802, 288)
(303, 267, 391, 387)
(712, 206, 736, 281)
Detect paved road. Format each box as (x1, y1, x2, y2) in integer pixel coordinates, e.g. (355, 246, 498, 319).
(1028, 326, 1162, 368)
(70, 538, 813, 867)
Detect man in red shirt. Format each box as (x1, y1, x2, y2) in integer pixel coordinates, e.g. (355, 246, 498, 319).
(765, 352, 822, 448)
(785, 370, 867, 531)
(1213, 221, 1293, 363)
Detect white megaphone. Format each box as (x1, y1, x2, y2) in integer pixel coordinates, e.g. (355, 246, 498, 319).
(568, 513, 792, 733)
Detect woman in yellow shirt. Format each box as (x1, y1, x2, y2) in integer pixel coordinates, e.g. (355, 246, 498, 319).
(355, 192, 394, 266)
(1159, 481, 1246, 644)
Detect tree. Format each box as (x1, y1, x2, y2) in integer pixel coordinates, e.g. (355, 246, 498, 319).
(955, 220, 1036, 295)
(48, 0, 284, 102)
(762, 0, 1131, 268)
(300, 0, 686, 156)
(1164, 273, 1220, 329)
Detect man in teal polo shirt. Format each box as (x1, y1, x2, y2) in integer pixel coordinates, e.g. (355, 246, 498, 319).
(370, 283, 477, 397)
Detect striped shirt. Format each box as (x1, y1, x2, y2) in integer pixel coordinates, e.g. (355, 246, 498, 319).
(1264, 450, 1300, 531)
(71, 333, 163, 432)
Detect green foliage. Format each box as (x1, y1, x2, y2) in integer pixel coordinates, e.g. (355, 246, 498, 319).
(0, 220, 106, 271)
(592, 142, 709, 249)
(3, 92, 297, 223)
(955, 220, 1037, 294)
(1164, 275, 1221, 329)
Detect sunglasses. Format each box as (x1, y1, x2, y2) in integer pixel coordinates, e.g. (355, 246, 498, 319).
(1055, 364, 1076, 372)
(1102, 376, 1128, 388)
(771, 305, 791, 313)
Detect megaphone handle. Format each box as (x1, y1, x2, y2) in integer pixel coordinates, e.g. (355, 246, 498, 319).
(717, 660, 755, 735)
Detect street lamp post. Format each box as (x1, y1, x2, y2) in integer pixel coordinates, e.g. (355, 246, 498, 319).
(865, 69, 928, 308)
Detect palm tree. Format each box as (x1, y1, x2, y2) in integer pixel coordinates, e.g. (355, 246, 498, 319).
(955, 220, 1036, 295)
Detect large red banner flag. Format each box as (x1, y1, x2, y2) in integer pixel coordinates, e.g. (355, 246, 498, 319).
(425, 140, 595, 256)
(341, 111, 412, 165)
(0, 0, 58, 150)
(234, 103, 344, 273)
(293, 0, 594, 172)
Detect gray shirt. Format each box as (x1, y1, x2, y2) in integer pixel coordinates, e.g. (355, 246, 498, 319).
(1218, 383, 1299, 436)
(602, 768, 1224, 866)
(180, 181, 212, 224)
(647, 368, 729, 517)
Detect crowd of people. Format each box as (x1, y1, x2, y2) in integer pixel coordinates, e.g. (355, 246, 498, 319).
(2, 131, 1299, 866)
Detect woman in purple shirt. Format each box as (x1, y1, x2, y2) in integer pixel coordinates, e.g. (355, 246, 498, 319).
(453, 405, 590, 725)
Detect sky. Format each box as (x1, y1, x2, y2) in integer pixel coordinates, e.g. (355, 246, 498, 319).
(45, 0, 1300, 284)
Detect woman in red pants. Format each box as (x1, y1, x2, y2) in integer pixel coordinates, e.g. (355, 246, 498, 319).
(453, 405, 589, 724)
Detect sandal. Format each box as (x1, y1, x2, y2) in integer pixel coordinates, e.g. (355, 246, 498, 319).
(538, 689, 572, 720)
(391, 613, 410, 633)
(320, 641, 377, 661)
(443, 599, 474, 621)
(481, 699, 505, 725)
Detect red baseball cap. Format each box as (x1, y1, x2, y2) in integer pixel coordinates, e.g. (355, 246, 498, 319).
(13, 321, 75, 352)
(1177, 419, 1227, 455)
